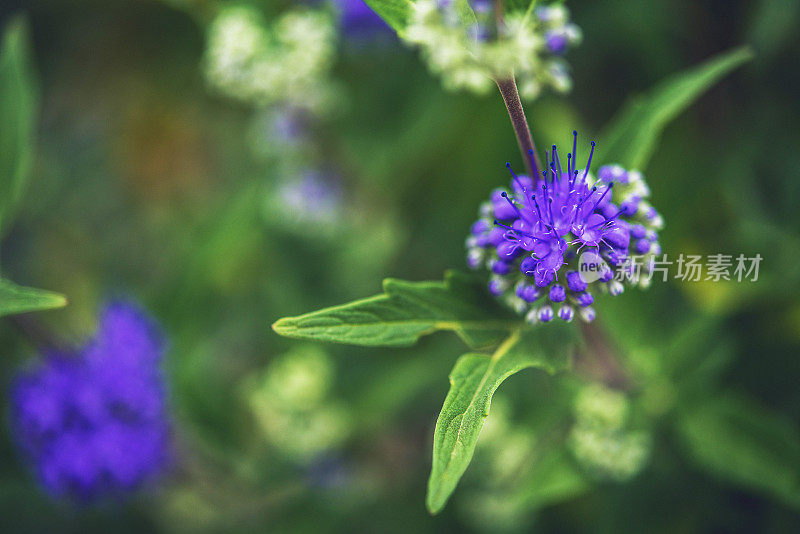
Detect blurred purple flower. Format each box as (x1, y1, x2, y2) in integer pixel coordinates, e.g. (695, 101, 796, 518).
(332, 0, 389, 37)
(270, 106, 309, 145)
(10, 301, 170, 500)
(278, 171, 343, 224)
(545, 29, 569, 55)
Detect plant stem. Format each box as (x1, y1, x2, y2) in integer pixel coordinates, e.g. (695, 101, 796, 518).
(496, 77, 542, 178)
(494, 0, 504, 26)
(492, 2, 627, 389)
(494, 0, 541, 177)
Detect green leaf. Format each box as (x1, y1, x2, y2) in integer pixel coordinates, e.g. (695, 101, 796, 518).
(596, 47, 753, 170)
(453, 0, 478, 27)
(0, 15, 38, 235)
(676, 394, 800, 509)
(426, 325, 579, 514)
(363, 0, 414, 35)
(272, 270, 519, 349)
(513, 0, 540, 18)
(0, 278, 67, 318)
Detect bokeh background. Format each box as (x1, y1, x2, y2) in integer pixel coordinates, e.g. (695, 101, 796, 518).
(0, 0, 798, 532)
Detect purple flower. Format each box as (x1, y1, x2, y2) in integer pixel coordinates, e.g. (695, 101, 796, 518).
(10, 301, 170, 500)
(333, 0, 389, 37)
(466, 132, 664, 323)
(269, 106, 309, 145)
(277, 171, 343, 224)
(536, 5, 581, 55)
(545, 29, 569, 55)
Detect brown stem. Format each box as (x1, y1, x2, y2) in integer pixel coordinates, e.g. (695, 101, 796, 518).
(496, 77, 542, 178)
(492, 3, 628, 390)
(494, 0, 504, 26)
(493, 0, 541, 177)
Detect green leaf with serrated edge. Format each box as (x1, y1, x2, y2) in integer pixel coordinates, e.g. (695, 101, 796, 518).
(363, 0, 413, 35)
(0, 15, 38, 236)
(595, 47, 752, 171)
(0, 279, 67, 318)
(676, 394, 800, 509)
(272, 271, 519, 349)
(426, 324, 578, 514)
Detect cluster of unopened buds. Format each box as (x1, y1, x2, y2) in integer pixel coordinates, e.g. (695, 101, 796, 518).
(403, 0, 581, 98)
(467, 132, 664, 324)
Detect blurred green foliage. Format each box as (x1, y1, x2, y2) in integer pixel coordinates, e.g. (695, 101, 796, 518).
(0, 16, 65, 315)
(0, 15, 37, 236)
(0, 0, 798, 532)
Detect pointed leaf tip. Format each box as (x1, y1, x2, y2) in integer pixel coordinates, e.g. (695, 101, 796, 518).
(426, 325, 579, 513)
(0, 279, 67, 318)
(597, 46, 753, 170)
(270, 272, 519, 348)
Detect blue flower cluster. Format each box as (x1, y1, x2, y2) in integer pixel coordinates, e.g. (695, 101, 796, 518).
(467, 133, 664, 323)
(10, 301, 170, 500)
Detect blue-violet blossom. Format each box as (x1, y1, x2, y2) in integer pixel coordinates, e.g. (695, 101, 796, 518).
(332, 0, 389, 36)
(466, 132, 664, 323)
(10, 301, 170, 500)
